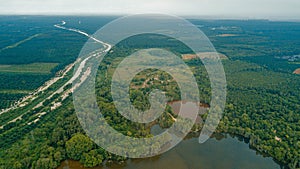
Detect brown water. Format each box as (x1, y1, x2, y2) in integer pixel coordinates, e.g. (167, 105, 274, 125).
(58, 133, 281, 169)
(59, 102, 281, 169)
(168, 101, 209, 123)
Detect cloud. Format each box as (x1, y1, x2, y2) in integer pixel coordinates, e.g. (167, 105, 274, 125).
(0, 0, 299, 19)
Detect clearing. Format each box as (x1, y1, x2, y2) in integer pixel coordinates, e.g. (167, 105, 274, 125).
(182, 52, 228, 60)
(293, 68, 300, 74)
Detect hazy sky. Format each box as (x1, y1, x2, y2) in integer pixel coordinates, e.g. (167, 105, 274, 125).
(0, 0, 299, 19)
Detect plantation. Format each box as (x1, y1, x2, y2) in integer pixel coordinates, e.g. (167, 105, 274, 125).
(0, 16, 299, 169)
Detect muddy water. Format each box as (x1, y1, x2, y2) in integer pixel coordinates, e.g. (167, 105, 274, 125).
(58, 134, 280, 169)
(168, 101, 209, 123)
(58, 101, 280, 169)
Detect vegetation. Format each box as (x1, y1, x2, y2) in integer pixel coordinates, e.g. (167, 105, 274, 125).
(0, 16, 92, 109)
(0, 17, 300, 169)
(0, 63, 58, 74)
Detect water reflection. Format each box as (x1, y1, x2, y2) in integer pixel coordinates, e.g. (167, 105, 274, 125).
(58, 134, 280, 169)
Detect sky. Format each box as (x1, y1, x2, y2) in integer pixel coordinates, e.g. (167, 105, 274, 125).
(0, 0, 299, 20)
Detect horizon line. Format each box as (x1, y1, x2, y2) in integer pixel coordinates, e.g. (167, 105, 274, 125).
(0, 13, 299, 22)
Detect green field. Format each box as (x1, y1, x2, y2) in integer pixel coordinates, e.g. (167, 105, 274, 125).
(0, 62, 58, 74)
(0, 63, 59, 109)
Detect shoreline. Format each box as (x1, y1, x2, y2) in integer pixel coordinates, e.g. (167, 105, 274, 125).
(58, 131, 284, 169)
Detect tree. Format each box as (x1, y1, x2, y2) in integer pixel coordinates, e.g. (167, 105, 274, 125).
(80, 150, 104, 167)
(66, 133, 94, 161)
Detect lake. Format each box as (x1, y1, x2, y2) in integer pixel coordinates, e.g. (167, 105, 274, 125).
(58, 132, 281, 169)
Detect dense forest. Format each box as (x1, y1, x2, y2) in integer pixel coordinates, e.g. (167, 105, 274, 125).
(0, 17, 299, 169)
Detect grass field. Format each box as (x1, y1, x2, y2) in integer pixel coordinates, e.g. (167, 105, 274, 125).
(0, 62, 58, 74)
(0, 62, 58, 109)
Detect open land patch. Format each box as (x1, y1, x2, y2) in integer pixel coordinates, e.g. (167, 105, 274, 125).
(293, 68, 300, 74)
(216, 34, 239, 37)
(182, 52, 228, 60)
